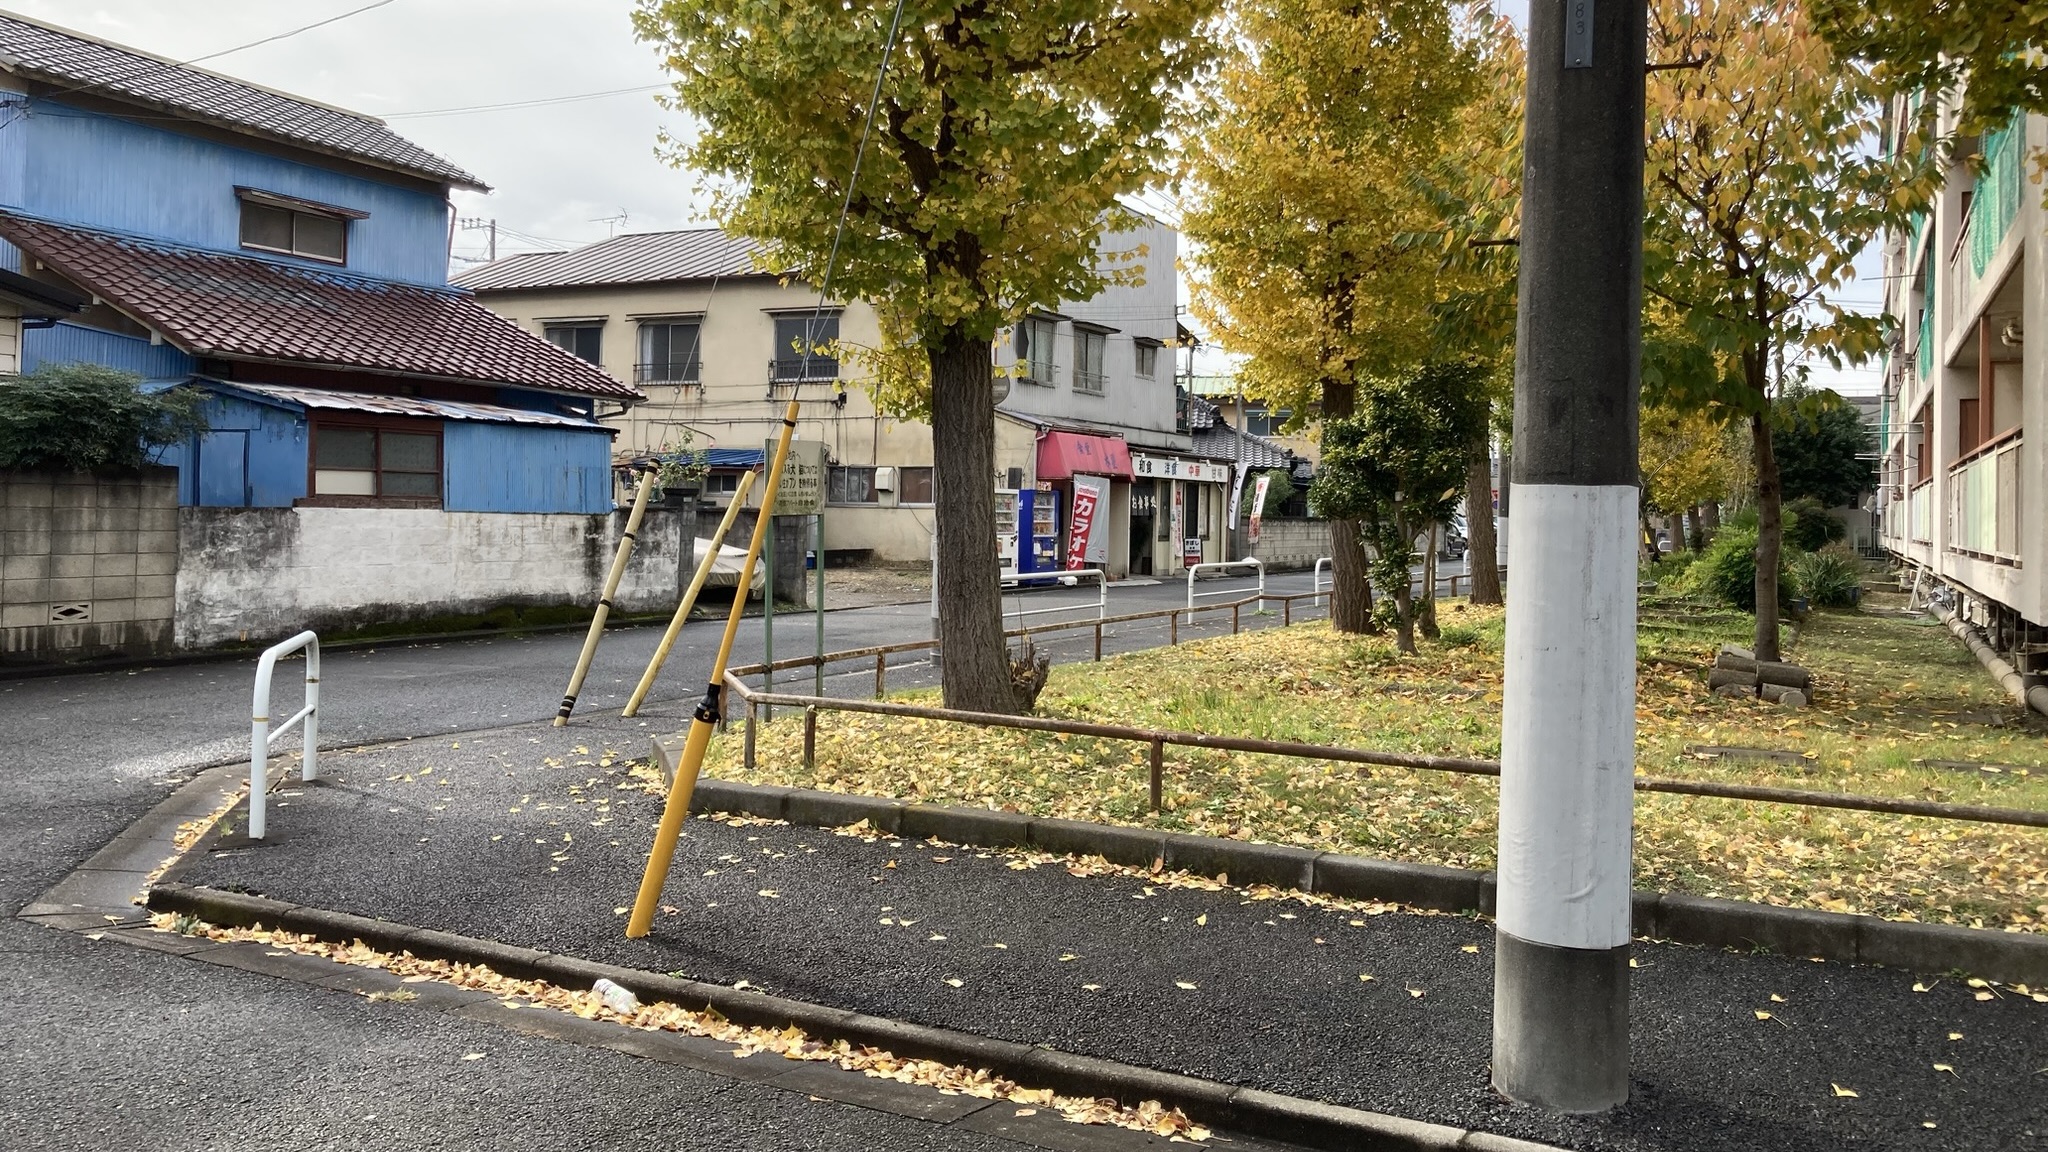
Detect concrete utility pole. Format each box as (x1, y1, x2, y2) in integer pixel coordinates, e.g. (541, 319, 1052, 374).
(1492, 0, 1645, 1113)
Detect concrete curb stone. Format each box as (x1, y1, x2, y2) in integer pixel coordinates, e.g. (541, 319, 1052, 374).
(900, 804, 1033, 849)
(1029, 818, 1166, 869)
(143, 883, 1555, 1152)
(692, 780, 2048, 985)
(688, 779, 792, 821)
(1163, 835, 1320, 891)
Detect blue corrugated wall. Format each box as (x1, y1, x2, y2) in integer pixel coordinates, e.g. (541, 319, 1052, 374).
(154, 392, 309, 507)
(17, 101, 453, 287)
(24, 322, 196, 378)
(443, 422, 615, 514)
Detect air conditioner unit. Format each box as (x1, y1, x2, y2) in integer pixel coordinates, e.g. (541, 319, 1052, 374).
(875, 466, 897, 491)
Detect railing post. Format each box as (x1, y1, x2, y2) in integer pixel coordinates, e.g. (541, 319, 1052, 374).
(743, 703, 758, 773)
(874, 652, 886, 699)
(301, 638, 320, 783)
(803, 705, 817, 772)
(1170, 610, 1179, 645)
(1093, 620, 1103, 662)
(1284, 597, 1292, 626)
(1149, 738, 1164, 811)
(249, 661, 271, 841)
(1232, 601, 1241, 635)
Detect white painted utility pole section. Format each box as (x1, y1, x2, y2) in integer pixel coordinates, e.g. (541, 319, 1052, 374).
(1491, 0, 1644, 1112)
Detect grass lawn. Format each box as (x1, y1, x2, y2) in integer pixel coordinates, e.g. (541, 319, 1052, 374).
(704, 584, 2048, 934)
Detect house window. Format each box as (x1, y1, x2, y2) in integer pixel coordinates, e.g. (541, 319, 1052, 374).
(771, 314, 840, 381)
(704, 472, 742, 494)
(1134, 340, 1160, 379)
(239, 201, 348, 264)
(312, 424, 441, 501)
(545, 323, 604, 364)
(897, 466, 935, 504)
(1015, 316, 1058, 385)
(828, 465, 878, 504)
(1074, 329, 1107, 395)
(1245, 403, 1293, 437)
(637, 320, 702, 384)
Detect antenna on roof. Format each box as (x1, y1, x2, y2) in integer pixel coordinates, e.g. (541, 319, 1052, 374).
(591, 210, 629, 238)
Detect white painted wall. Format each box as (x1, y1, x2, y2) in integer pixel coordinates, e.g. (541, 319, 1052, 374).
(175, 506, 685, 648)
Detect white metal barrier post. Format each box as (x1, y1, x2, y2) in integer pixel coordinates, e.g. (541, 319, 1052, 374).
(249, 630, 321, 840)
(1007, 569, 1109, 623)
(1186, 558, 1265, 610)
(1311, 556, 1332, 607)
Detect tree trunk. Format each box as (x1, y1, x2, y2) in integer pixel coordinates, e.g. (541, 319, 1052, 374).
(1702, 499, 1721, 534)
(1751, 410, 1783, 663)
(929, 328, 1017, 713)
(1664, 512, 1683, 556)
(1687, 503, 1707, 552)
(1322, 376, 1377, 633)
(1464, 450, 1502, 604)
(1329, 517, 1376, 632)
(1392, 577, 1416, 654)
(1419, 526, 1440, 638)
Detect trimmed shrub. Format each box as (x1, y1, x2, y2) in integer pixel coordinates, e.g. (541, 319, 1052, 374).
(1791, 546, 1861, 608)
(1785, 495, 1846, 552)
(0, 363, 205, 475)
(1697, 524, 1794, 613)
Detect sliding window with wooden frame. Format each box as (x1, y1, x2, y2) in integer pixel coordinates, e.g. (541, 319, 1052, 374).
(306, 417, 443, 506)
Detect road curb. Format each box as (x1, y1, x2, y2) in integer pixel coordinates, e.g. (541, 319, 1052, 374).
(144, 882, 1559, 1152)
(683, 779, 2048, 985)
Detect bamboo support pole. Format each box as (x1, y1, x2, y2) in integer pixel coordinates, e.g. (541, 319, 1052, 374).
(627, 400, 801, 938)
(555, 470, 657, 725)
(621, 471, 758, 717)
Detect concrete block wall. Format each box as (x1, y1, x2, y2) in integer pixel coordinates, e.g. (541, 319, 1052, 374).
(175, 506, 688, 649)
(1234, 516, 1330, 572)
(1, 468, 179, 664)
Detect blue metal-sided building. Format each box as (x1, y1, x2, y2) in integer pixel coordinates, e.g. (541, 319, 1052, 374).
(0, 11, 642, 513)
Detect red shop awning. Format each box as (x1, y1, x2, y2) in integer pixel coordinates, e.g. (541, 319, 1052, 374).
(1036, 431, 1133, 480)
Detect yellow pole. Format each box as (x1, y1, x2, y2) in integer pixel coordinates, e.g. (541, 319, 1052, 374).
(555, 469, 657, 726)
(621, 469, 757, 717)
(627, 400, 800, 938)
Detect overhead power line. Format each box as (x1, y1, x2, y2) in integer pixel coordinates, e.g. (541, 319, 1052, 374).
(383, 84, 669, 120)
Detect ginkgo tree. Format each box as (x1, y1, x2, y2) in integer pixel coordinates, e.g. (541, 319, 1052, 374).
(1642, 0, 1936, 660)
(635, 0, 1216, 712)
(1417, 8, 1524, 605)
(1181, 0, 1478, 633)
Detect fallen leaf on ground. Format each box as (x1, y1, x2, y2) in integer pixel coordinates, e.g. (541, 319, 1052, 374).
(945, 978, 963, 987)
(1934, 1063, 1956, 1077)
(1948, 1032, 1963, 1041)
(1015, 1108, 1037, 1117)
(1359, 974, 1375, 982)
(1754, 1011, 1772, 1021)
(1058, 953, 1078, 961)
(1832, 1084, 1859, 1098)
(1407, 987, 1425, 999)
(1194, 914, 1207, 926)
(1769, 994, 1787, 1003)
(757, 889, 780, 898)
(1175, 981, 1198, 990)
(1461, 944, 1480, 954)
(1083, 984, 1102, 991)
(462, 1053, 485, 1061)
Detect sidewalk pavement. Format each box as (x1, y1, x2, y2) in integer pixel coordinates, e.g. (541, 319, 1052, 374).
(177, 721, 2048, 1152)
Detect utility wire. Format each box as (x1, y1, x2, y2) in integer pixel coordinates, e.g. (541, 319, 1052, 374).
(382, 83, 668, 120)
(29, 0, 398, 107)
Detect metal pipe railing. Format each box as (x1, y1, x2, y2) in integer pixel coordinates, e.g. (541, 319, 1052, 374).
(1187, 558, 1265, 609)
(728, 681, 2048, 830)
(249, 630, 320, 840)
(1004, 568, 1108, 624)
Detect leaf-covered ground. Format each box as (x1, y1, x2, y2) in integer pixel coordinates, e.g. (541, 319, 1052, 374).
(705, 587, 2048, 934)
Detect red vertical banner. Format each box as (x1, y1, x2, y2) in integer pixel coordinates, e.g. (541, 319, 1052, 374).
(1065, 486, 1099, 569)
(1248, 474, 1272, 545)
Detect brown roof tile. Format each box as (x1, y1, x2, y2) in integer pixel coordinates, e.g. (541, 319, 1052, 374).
(3, 213, 638, 400)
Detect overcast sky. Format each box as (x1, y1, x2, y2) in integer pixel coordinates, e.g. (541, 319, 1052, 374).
(23, 0, 1876, 392)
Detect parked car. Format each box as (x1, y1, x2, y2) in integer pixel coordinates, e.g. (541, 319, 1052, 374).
(1441, 516, 1468, 561)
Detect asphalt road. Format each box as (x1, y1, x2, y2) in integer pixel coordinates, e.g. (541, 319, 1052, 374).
(175, 721, 2048, 1152)
(2, 572, 1332, 1152)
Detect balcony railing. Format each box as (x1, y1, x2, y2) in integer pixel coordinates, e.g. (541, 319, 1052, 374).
(635, 360, 701, 385)
(768, 358, 840, 384)
(1073, 369, 1106, 396)
(1947, 431, 2023, 564)
(1910, 479, 1933, 543)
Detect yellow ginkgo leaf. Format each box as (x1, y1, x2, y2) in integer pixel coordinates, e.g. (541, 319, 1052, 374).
(1754, 1010, 1772, 1021)
(1175, 981, 1198, 990)
(1831, 1084, 1859, 1098)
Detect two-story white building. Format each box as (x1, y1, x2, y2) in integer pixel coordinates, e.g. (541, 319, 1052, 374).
(457, 216, 1243, 577)
(1877, 91, 2045, 668)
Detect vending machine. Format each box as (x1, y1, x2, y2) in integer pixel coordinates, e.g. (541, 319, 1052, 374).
(994, 489, 1022, 581)
(995, 488, 1061, 584)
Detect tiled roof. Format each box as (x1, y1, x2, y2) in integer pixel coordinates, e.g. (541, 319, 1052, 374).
(1187, 397, 1297, 470)
(454, 229, 769, 292)
(1, 213, 638, 400)
(0, 12, 485, 190)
